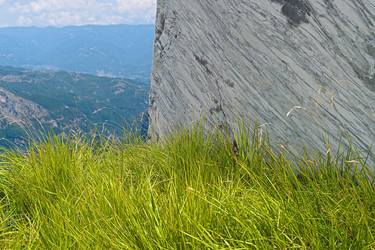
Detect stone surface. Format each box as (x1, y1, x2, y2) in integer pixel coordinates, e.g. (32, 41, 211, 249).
(0, 87, 50, 126)
(149, 0, 375, 154)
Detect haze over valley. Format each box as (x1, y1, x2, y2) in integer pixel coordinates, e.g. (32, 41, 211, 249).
(0, 25, 154, 81)
(0, 25, 153, 146)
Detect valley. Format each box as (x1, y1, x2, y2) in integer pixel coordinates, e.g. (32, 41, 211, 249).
(0, 66, 148, 147)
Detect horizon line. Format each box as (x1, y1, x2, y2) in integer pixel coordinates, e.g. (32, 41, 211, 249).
(0, 23, 155, 29)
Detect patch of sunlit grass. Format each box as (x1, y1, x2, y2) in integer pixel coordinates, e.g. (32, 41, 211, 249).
(0, 125, 374, 249)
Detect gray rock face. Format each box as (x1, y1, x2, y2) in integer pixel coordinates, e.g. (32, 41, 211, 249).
(0, 87, 50, 126)
(149, 0, 375, 153)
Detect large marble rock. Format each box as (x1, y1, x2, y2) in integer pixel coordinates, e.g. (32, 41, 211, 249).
(149, 0, 375, 153)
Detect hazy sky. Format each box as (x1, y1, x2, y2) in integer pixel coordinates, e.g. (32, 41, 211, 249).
(0, 0, 157, 27)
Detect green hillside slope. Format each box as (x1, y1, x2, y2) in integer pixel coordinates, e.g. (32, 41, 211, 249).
(0, 66, 148, 146)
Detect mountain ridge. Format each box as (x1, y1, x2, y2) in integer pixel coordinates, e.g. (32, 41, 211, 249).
(0, 24, 154, 81)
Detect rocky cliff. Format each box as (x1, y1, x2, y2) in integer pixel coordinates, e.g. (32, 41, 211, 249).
(149, 0, 375, 153)
(0, 87, 50, 126)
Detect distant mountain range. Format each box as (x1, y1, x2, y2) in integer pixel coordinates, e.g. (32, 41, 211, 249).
(0, 25, 154, 81)
(0, 66, 148, 147)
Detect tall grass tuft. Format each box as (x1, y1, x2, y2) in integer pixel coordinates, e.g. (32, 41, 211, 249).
(0, 126, 374, 249)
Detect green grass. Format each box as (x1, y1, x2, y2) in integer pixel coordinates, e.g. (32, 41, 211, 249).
(0, 126, 374, 249)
